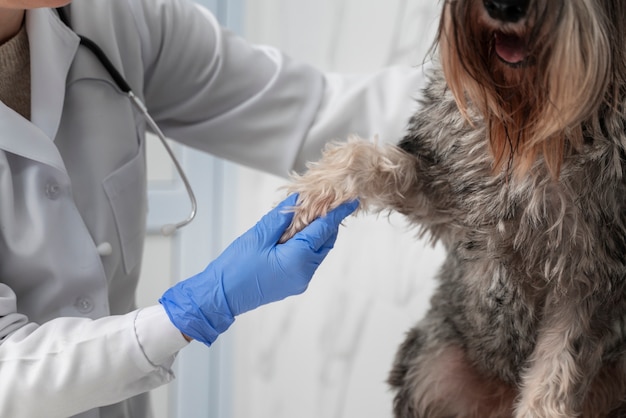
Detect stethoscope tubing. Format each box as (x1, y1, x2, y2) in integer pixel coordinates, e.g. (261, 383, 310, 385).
(56, 7, 198, 236)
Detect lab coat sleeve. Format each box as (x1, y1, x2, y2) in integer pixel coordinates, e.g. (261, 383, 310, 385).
(292, 67, 426, 173)
(0, 284, 188, 418)
(131, 0, 426, 177)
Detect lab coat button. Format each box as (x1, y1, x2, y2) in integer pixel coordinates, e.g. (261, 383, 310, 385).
(75, 297, 94, 314)
(96, 242, 113, 256)
(45, 183, 61, 200)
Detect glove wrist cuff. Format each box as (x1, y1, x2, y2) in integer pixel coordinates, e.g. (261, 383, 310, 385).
(159, 271, 235, 346)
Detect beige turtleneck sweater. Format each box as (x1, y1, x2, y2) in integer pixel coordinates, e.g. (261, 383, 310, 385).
(0, 24, 31, 120)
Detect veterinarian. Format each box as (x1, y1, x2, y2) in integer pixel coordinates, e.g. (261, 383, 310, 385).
(0, 0, 423, 416)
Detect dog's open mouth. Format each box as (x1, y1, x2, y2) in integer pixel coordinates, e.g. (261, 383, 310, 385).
(494, 31, 528, 66)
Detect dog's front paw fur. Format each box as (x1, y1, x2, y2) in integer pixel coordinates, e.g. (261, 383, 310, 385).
(278, 137, 417, 243)
(279, 140, 365, 243)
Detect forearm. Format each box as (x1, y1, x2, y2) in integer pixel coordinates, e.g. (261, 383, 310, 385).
(0, 305, 187, 418)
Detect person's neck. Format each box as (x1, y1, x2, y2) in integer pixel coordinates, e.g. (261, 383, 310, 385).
(0, 9, 25, 45)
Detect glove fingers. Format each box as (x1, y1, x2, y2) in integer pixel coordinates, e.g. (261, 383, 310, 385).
(315, 229, 339, 258)
(293, 200, 359, 251)
(256, 194, 299, 245)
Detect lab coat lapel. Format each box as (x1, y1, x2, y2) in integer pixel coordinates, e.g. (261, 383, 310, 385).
(0, 108, 67, 173)
(27, 8, 79, 141)
(0, 9, 79, 172)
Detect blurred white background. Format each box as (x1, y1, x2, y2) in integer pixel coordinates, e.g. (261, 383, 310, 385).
(138, 1, 445, 417)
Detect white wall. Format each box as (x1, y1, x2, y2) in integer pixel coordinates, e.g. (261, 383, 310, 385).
(229, 2, 445, 418)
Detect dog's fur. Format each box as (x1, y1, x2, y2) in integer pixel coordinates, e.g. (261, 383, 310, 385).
(281, 0, 626, 416)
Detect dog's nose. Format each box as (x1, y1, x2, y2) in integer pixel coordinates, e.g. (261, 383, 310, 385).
(483, 0, 530, 23)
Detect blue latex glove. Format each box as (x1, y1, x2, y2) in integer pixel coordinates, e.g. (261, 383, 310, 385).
(159, 194, 359, 346)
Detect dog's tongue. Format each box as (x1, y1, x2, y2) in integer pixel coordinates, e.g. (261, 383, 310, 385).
(494, 32, 527, 64)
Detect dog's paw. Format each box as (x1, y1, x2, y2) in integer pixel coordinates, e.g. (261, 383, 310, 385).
(278, 139, 371, 243)
(278, 191, 358, 244)
(278, 136, 416, 243)
(278, 176, 360, 244)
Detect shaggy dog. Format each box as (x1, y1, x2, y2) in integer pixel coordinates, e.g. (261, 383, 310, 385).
(280, 0, 626, 416)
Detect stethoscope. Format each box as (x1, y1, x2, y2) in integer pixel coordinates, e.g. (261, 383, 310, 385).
(56, 7, 197, 236)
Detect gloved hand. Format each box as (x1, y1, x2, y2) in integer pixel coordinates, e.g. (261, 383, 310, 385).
(159, 194, 359, 346)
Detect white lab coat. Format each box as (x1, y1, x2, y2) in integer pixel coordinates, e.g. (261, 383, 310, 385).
(0, 0, 425, 416)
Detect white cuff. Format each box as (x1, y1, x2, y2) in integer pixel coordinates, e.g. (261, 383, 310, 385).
(134, 305, 190, 368)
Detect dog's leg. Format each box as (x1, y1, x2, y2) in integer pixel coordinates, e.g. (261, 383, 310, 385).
(515, 296, 607, 418)
(280, 137, 419, 242)
(388, 327, 425, 417)
(583, 355, 626, 418)
(389, 323, 516, 418)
